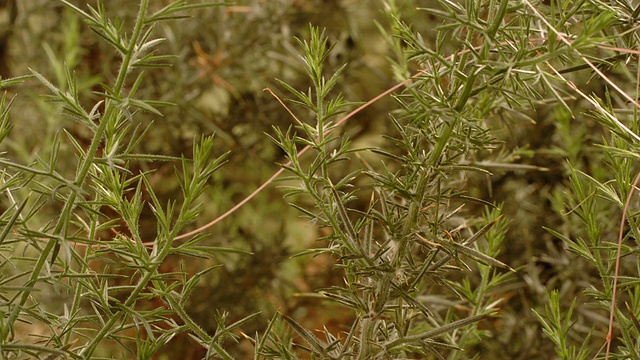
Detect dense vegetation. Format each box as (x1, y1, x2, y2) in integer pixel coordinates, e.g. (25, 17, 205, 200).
(1, 0, 640, 359)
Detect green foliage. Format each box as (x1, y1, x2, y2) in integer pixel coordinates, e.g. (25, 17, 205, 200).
(2, 0, 640, 359)
(264, 0, 640, 358)
(0, 1, 246, 358)
(265, 17, 514, 358)
(533, 290, 591, 360)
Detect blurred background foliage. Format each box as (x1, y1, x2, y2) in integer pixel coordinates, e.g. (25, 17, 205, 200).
(0, 0, 636, 358)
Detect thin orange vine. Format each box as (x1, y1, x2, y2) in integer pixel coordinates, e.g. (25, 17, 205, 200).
(607, 171, 640, 358)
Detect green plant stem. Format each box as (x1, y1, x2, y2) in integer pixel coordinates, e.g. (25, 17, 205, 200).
(384, 313, 490, 351)
(9, 0, 154, 354)
(80, 227, 177, 357)
(396, 172, 430, 268)
(2, 100, 117, 343)
(164, 292, 212, 344)
(357, 317, 375, 360)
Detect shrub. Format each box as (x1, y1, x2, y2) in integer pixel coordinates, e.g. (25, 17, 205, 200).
(1, 0, 640, 359)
